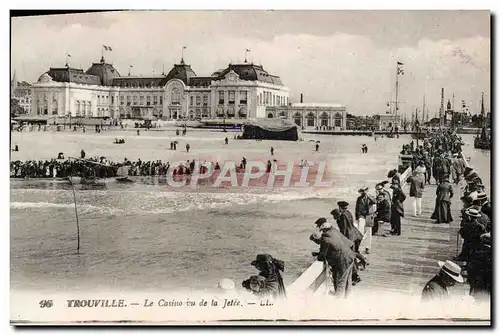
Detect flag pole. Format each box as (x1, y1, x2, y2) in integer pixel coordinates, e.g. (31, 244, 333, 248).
(395, 62, 399, 133)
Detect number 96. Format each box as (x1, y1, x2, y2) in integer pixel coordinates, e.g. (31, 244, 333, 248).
(39, 300, 53, 308)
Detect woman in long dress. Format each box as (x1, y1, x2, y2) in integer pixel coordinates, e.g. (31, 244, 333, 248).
(431, 175, 454, 223)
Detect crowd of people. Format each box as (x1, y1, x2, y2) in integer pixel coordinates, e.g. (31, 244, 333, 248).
(239, 130, 491, 302)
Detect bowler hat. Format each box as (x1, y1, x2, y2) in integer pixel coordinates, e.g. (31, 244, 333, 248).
(375, 184, 383, 190)
(251, 254, 274, 267)
(387, 169, 398, 178)
(315, 217, 327, 226)
(337, 201, 349, 208)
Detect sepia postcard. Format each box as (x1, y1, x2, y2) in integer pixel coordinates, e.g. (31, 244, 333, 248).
(9, 9, 491, 325)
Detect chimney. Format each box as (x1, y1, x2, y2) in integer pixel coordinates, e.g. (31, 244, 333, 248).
(300, 93, 303, 103)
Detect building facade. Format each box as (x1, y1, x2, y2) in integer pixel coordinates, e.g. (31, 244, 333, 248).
(377, 113, 402, 131)
(30, 57, 289, 121)
(266, 103, 347, 130)
(11, 73, 32, 113)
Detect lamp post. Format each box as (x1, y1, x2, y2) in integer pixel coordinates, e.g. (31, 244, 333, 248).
(67, 111, 72, 130)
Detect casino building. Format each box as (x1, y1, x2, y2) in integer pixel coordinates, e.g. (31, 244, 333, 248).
(30, 56, 291, 121)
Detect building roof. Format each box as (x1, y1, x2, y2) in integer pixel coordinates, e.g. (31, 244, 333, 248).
(85, 57, 121, 86)
(165, 59, 197, 85)
(291, 102, 344, 108)
(215, 63, 284, 86)
(42, 67, 102, 85)
(112, 76, 167, 88)
(188, 77, 213, 88)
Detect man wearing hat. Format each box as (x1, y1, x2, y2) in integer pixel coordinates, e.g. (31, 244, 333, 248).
(471, 193, 491, 232)
(409, 163, 425, 217)
(390, 181, 406, 235)
(244, 254, 286, 299)
(310, 218, 356, 298)
(451, 153, 466, 184)
(431, 175, 453, 224)
(422, 260, 464, 301)
(374, 192, 391, 236)
(334, 204, 367, 275)
(456, 207, 486, 262)
(355, 187, 376, 254)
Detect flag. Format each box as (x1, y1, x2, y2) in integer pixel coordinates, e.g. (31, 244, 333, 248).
(397, 61, 404, 75)
(246, 49, 251, 52)
(67, 54, 71, 58)
(129, 65, 133, 68)
(183, 46, 187, 49)
(103, 45, 112, 51)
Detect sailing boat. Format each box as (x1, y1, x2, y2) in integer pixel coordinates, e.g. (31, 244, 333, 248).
(474, 93, 491, 150)
(411, 98, 427, 140)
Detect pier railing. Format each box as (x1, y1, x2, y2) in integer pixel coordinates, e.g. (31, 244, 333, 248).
(287, 166, 413, 295)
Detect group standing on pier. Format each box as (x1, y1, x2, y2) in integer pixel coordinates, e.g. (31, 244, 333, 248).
(241, 129, 491, 301)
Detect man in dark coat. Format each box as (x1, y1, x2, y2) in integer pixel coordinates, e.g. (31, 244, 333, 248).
(336, 201, 361, 245)
(333, 205, 367, 273)
(310, 218, 355, 298)
(431, 175, 454, 224)
(355, 187, 376, 254)
(244, 254, 286, 299)
(456, 208, 486, 262)
(374, 192, 391, 236)
(422, 260, 464, 301)
(390, 181, 406, 235)
(467, 233, 491, 301)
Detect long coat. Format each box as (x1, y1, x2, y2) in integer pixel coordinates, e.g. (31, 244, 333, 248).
(338, 210, 363, 243)
(409, 173, 425, 198)
(431, 181, 454, 223)
(391, 185, 407, 217)
(375, 198, 391, 222)
(311, 229, 355, 272)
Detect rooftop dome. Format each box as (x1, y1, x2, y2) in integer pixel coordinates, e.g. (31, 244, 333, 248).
(165, 59, 197, 85)
(85, 57, 121, 86)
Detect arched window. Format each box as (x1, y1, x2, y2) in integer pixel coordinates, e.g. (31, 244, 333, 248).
(189, 109, 195, 120)
(52, 99, 58, 115)
(202, 108, 210, 118)
(320, 112, 329, 127)
(306, 112, 315, 127)
(267, 113, 274, 118)
(334, 112, 342, 127)
(195, 109, 201, 118)
(293, 112, 302, 126)
(227, 108, 235, 118)
(238, 107, 247, 118)
(43, 99, 48, 115)
(171, 88, 181, 105)
(279, 111, 286, 119)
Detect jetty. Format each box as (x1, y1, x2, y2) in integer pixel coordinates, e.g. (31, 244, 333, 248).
(288, 154, 471, 297)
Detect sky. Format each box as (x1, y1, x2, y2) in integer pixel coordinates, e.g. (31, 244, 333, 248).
(11, 10, 491, 117)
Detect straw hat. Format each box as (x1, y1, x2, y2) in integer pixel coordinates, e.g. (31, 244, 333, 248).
(437, 260, 464, 283)
(464, 207, 482, 218)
